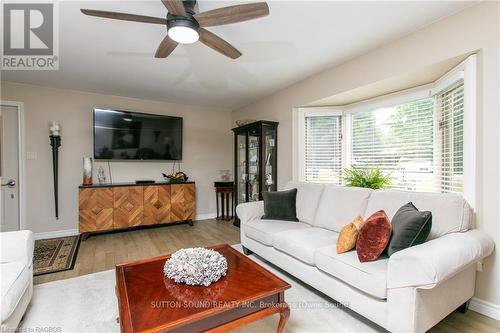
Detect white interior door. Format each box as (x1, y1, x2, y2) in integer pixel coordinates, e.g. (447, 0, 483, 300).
(0, 105, 20, 232)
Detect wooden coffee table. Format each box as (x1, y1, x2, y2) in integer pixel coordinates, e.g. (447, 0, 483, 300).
(115, 244, 291, 332)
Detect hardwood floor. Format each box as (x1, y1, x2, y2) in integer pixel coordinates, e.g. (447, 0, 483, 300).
(34, 219, 239, 285)
(34, 219, 499, 332)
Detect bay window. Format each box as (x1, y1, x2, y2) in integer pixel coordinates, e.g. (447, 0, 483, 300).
(297, 55, 475, 202)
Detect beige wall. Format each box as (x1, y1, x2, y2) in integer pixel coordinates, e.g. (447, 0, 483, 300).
(233, 3, 500, 306)
(1, 82, 232, 234)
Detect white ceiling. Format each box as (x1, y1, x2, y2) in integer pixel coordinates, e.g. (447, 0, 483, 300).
(2, 1, 476, 109)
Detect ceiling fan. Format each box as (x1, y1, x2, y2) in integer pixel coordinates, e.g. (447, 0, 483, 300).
(81, 0, 269, 60)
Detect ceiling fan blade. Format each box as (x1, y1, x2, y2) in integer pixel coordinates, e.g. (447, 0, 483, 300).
(161, 0, 186, 16)
(80, 9, 167, 25)
(155, 35, 178, 58)
(194, 2, 269, 27)
(198, 28, 241, 59)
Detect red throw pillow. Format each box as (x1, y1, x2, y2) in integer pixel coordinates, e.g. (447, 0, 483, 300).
(356, 210, 392, 262)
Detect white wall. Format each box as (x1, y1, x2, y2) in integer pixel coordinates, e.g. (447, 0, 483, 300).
(0, 82, 232, 234)
(233, 2, 500, 309)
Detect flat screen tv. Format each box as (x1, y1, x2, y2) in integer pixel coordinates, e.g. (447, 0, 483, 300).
(93, 108, 182, 160)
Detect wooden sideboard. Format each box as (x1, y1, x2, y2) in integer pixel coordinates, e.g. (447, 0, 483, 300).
(79, 182, 195, 237)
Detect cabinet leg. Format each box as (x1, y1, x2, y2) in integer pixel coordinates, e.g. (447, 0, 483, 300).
(216, 193, 219, 220)
(81, 233, 90, 241)
(221, 193, 225, 220)
(456, 301, 469, 313)
(187, 219, 194, 226)
(225, 193, 229, 220)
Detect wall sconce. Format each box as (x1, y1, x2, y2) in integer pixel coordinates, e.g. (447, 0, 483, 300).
(49, 121, 61, 219)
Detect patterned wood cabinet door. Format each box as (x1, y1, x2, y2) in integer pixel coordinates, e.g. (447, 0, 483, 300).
(184, 183, 196, 220)
(113, 186, 144, 228)
(79, 188, 114, 232)
(171, 184, 196, 221)
(143, 185, 171, 225)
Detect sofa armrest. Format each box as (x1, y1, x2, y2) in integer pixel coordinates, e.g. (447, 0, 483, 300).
(0, 230, 34, 264)
(236, 201, 264, 224)
(387, 229, 494, 289)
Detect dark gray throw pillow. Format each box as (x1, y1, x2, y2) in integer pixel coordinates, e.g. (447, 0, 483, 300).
(261, 188, 299, 222)
(387, 202, 432, 257)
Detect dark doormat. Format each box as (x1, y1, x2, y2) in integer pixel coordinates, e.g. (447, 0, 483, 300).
(33, 235, 81, 276)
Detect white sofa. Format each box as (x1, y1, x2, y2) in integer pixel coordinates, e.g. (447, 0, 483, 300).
(1, 230, 34, 331)
(237, 182, 495, 333)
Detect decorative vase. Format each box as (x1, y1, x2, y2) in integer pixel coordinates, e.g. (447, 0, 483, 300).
(83, 157, 93, 185)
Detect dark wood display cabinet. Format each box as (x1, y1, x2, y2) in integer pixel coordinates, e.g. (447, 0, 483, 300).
(232, 121, 278, 226)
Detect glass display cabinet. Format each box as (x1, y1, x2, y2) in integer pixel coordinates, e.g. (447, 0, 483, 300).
(232, 121, 278, 226)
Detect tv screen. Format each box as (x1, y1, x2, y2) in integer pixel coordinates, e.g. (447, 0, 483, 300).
(93, 108, 182, 160)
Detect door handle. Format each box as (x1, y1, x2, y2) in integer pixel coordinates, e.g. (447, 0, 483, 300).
(1, 179, 16, 188)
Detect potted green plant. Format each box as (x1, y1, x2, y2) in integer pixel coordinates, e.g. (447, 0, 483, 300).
(343, 167, 391, 189)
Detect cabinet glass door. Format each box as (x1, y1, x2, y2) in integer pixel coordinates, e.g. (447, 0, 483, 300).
(263, 126, 277, 192)
(248, 130, 260, 201)
(236, 133, 247, 205)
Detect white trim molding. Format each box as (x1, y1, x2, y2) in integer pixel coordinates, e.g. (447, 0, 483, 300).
(33, 213, 217, 239)
(195, 212, 217, 221)
(34, 213, 217, 239)
(469, 297, 500, 321)
(34, 229, 79, 240)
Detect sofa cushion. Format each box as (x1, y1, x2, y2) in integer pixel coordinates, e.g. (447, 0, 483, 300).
(284, 182, 324, 225)
(273, 227, 339, 265)
(387, 202, 432, 257)
(262, 189, 299, 222)
(365, 190, 472, 239)
(313, 185, 372, 232)
(1, 261, 30, 321)
(315, 245, 388, 299)
(356, 210, 392, 262)
(244, 219, 311, 246)
(337, 215, 364, 254)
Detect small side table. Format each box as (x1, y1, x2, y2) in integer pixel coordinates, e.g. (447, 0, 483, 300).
(214, 181, 234, 220)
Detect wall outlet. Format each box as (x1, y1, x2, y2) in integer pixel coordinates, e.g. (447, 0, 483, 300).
(26, 152, 37, 160)
(476, 261, 483, 272)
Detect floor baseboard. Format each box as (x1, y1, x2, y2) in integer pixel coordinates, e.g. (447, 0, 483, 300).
(34, 229, 79, 240)
(469, 297, 500, 320)
(33, 214, 218, 240)
(195, 213, 217, 220)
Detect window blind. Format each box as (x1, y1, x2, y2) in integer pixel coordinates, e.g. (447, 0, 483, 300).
(304, 115, 342, 183)
(435, 80, 465, 193)
(351, 98, 435, 191)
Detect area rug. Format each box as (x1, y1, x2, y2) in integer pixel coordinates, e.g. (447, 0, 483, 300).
(33, 235, 81, 276)
(21, 245, 384, 332)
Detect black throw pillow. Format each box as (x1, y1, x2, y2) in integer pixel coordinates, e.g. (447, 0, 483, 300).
(387, 202, 432, 257)
(261, 188, 299, 222)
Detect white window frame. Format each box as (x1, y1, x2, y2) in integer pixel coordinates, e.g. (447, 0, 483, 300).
(295, 54, 477, 206)
(431, 55, 477, 207)
(296, 107, 344, 182)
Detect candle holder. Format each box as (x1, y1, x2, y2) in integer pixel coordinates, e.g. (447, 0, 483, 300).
(49, 122, 61, 219)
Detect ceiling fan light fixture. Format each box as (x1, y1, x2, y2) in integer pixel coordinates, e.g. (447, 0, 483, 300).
(168, 25, 199, 44)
